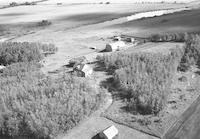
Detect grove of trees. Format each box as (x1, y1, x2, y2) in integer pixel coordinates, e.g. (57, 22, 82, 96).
(0, 42, 102, 139)
(98, 33, 200, 115)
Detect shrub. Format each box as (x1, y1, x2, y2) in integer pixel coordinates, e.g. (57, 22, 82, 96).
(0, 62, 101, 138)
(99, 47, 183, 115)
(9, 2, 18, 7)
(37, 20, 52, 26)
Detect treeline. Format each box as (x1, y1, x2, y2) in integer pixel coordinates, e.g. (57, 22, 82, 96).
(0, 42, 57, 65)
(98, 47, 183, 115)
(150, 32, 189, 42)
(150, 32, 200, 71)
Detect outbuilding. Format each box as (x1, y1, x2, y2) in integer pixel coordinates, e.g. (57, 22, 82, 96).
(105, 41, 126, 52)
(73, 64, 93, 77)
(99, 125, 119, 139)
(0, 65, 6, 72)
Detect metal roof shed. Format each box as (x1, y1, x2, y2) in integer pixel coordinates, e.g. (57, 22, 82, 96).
(105, 41, 126, 52)
(99, 125, 118, 139)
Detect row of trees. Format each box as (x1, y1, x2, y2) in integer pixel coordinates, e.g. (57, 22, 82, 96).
(149, 32, 190, 42)
(0, 42, 57, 65)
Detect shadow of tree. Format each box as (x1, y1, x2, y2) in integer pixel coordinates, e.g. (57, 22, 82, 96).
(91, 133, 101, 139)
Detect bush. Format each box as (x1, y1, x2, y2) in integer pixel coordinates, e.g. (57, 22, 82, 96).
(9, 2, 18, 7)
(99, 47, 183, 115)
(37, 20, 52, 26)
(0, 62, 101, 138)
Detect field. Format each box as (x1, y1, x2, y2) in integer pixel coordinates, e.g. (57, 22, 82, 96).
(1, 0, 200, 139)
(111, 7, 200, 37)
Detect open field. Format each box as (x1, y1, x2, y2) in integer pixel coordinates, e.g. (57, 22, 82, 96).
(111, 7, 200, 36)
(0, 0, 196, 5)
(0, 3, 187, 24)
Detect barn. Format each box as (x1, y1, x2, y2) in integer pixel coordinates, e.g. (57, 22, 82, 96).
(99, 125, 118, 139)
(105, 41, 126, 52)
(73, 64, 93, 77)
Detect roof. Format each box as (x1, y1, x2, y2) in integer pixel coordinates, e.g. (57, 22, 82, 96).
(74, 64, 92, 72)
(81, 64, 93, 73)
(106, 41, 126, 51)
(107, 41, 125, 47)
(0, 65, 6, 70)
(99, 125, 118, 139)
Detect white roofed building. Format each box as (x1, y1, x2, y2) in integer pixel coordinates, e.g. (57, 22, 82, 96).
(99, 125, 119, 139)
(105, 41, 126, 52)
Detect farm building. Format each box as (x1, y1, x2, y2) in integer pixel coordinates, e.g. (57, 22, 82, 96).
(125, 37, 135, 43)
(113, 36, 121, 41)
(105, 41, 126, 52)
(99, 125, 118, 139)
(0, 65, 6, 72)
(73, 63, 93, 77)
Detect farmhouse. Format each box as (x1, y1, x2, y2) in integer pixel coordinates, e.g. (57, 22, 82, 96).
(99, 125, 118, 139)
(105, 41, 126, 52)
(73, 63, 93, 77)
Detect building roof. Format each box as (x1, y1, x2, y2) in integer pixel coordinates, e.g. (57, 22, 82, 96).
(0, 65, 6, 70)
(106, 41, 126, 51)
(99, 125, 118, 139)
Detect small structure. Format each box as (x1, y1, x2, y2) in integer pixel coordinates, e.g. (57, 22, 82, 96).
(125, 37, 135, 43)
(73, 64, 93, 77)
(105, 41, 126, 52)
(113, 36, 121, 41)
(99, 125, 118, 139)
(0, 65, 6, 72)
